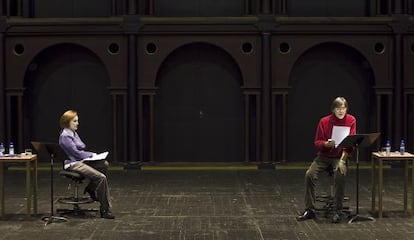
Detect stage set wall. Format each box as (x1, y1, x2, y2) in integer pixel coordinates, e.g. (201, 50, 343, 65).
(0, 0, 413, 163)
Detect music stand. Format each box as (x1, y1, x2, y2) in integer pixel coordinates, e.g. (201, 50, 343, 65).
(337, 133, 380, 223)
(31, 142, 67, 226)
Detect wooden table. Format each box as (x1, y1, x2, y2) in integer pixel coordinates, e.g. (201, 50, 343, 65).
(0, 154, 37, 217)
(371, 151, 414, 218)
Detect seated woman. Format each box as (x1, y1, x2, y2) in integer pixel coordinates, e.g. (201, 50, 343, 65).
(58, 110, 115, 219)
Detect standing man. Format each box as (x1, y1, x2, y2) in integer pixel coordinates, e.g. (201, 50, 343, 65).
(296, 97, 356, 223)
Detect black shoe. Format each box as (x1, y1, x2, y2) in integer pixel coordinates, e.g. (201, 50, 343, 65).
(331, 212, 341, 223)
(296, 209, 315, 221)
(100, 207, 115, 219)
(84, 187, 98, 201)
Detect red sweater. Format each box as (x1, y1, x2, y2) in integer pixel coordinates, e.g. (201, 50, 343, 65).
(314, 113, 356, 158)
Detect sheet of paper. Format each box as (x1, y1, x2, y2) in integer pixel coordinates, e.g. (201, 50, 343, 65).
(82, 151, 109, 162)
(332, 126, 350, 147)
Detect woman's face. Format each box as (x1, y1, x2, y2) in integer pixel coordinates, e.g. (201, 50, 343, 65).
(333, 104, 347, 119)
(69, 116, 79, 131)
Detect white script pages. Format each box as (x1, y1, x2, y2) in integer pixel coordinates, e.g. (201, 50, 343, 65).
(82, 151, 109, 162)
(332, 126, 350, 147)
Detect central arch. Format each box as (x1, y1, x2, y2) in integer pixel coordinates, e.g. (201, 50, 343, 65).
(155, 43, 243, 162)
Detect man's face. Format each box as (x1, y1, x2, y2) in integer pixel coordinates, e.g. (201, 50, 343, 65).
(69, 116, 79, 131)
(334, 104, 347, 119)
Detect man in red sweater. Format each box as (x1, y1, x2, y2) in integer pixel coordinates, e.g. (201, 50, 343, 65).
(296, 97, 356, 223)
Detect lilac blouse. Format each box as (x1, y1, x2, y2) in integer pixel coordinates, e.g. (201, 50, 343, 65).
(59, 128, 93, 168)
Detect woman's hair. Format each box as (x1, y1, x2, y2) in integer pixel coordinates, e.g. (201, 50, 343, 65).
(331, 97, 348, 112)
(59, 110, 78, 129)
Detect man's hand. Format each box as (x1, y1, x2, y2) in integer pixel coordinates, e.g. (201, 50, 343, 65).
(324, 139, 335, 148)
(338, 160, 347, 175)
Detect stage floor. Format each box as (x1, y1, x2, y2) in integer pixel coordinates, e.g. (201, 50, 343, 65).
(0, 165, 413, 240)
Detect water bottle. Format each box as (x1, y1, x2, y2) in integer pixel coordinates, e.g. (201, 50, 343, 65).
(400, 140, 405, 155)
(9, 142, 14, 155)
(0, 142, 4, 156)
(385, 140, 391, 156)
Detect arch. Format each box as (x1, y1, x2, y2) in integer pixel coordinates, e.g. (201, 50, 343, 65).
(287, 42, 376, 162)
(23, 43, 112, 160)
(17, 42, 113, 86)
(155, 42, 244, 87)
(291, 41, 377, 85)
(155, 42, 243, 162)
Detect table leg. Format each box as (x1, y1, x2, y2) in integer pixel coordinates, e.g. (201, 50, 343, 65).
(412, 159, 414, 216)
(33, 158, 37, 215)
(404, 160, 408, 212)
(379, 159, 383, 218)
(0, 162, 4, 217)
(26, 162, 31, 217)
(371, 156, 376, 213)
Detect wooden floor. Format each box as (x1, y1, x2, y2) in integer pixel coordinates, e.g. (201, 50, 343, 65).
(0, 164, 413, 240)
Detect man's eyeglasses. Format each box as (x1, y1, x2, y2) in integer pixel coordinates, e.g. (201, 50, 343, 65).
(335, 107, 347, 111)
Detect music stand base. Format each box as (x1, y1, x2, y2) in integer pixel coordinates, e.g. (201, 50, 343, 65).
(348, 214, 375, 223)
(41, 215, 68, 226)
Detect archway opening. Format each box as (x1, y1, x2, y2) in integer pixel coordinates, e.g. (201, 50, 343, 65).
(155, 43, 243, 162)
(24, 44, 112, 161)
(287, 42, 375, 162)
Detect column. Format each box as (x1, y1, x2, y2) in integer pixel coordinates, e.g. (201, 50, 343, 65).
(127, 34, 138, 162)
(0, 33, 4, 142)
(261, 32, 271, 162)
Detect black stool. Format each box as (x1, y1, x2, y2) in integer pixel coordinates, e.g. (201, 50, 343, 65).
(57, 170, 98, 217)
(315, 165, 350, 218)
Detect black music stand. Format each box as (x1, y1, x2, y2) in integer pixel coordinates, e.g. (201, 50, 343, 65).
(337, 133, 380, 223)
(31, 142, 67, 226)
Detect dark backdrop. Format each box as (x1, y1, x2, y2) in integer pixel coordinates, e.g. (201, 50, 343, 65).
(18, 0, 377, 17)
(286, 0, 373, 16)
(24, 0, 111, 17)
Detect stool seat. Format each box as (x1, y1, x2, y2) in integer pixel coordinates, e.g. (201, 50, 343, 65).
(59, 170, 85, 181)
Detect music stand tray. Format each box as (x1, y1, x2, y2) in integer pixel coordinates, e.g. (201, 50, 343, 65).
(338, 133, 380, 223)
(338, 133, 380, 149)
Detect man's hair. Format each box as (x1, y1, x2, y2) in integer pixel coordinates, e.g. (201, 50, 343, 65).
(59, 110, 78, 129)
(331, 97, 348, 112)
